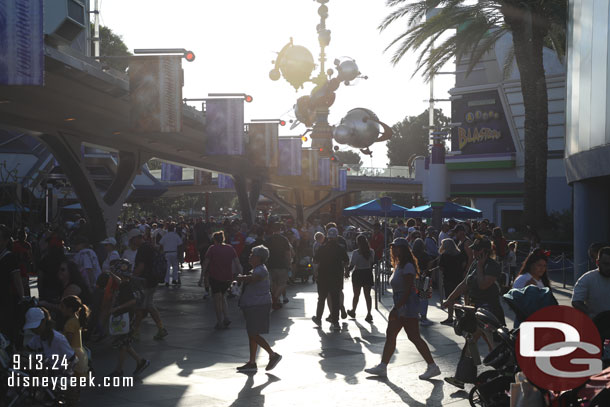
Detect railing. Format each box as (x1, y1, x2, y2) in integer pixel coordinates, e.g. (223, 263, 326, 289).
(344, 166, 414, 179)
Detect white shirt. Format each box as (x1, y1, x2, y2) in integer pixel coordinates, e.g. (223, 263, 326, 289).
(102, 250, 120, 273)
(438, 231, 451, 243)
(349, 249, 375, 270)
(513, 273, 545, 289)
(74, 248, 102, 282)
(122, 248, 137, 265)
(573, 269, 610, 319)
(28, 330, 75, 360)
(160, 231, 183, 253)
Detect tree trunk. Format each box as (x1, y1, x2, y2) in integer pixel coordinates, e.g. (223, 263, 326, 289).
(505, 13, 549, 230)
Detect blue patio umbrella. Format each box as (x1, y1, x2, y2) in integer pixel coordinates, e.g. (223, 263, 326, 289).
(343, 199, 408, 217)
(403, 201, 482, 219)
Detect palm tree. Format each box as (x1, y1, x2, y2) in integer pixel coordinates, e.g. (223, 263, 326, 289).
(379, 0, 566, 229)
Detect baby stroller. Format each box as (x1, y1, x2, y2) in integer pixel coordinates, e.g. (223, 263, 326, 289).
(295, 255, 314, 283)
(502, 285, 558, 328)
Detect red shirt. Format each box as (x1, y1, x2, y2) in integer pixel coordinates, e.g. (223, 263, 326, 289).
(230, 232, 246, 256)
(205, 244, 237, 281)
(370, 232, 385, 261)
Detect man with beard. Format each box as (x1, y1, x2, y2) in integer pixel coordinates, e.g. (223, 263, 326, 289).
(572, 246, 610, 319)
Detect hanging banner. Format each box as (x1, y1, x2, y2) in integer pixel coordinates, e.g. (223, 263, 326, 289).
(0, 0, 44, 85)
(247, 122, 278, 167)
(129, 56, 183, 133)
(205, 98, 245, 155)
(218, 173, 234, 189)
(451, 90, 515, 154)
(317, 157, 330, 186)
(277, 137, 302, 176)
(161, 163, 183, 181)
(338, 169, 347, 192)
(301, 148, 319, 183)
(194, 169, 212, 185)
(330, 162, 339, 189)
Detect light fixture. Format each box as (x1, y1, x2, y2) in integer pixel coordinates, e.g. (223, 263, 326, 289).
(64, 117, 76, 122)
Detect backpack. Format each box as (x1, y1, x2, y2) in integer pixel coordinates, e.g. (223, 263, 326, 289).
(152, 249, 167, 284)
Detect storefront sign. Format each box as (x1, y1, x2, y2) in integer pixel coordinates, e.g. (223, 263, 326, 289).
(451, 90, 515, 154)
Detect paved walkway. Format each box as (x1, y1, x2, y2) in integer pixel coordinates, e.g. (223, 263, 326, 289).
(78, 266, 573, 407)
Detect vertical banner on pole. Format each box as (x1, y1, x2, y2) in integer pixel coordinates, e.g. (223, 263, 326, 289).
(161, 163, 183, 181)
(330, 162, 340, 189)
(247, 123, 279, 167)
(301, 149, 319, 184)
(277, 137, 302, 176)
(218, 173, 235, 189)
(129, 56, 183, 133)
(0, 0, 44, 85)
(338, 169, 347, 192)
(317, 157, 330, 186)
(194, 170, 212, 185)
(205, 98, 245, 155)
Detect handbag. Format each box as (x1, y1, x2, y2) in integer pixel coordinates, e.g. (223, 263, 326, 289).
(108, 312, 130, 336)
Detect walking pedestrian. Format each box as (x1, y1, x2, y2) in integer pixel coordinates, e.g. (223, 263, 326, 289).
(159, 224, 183, 286)
(346, 234, 375, 322)
(234, 245, 282, 372)
(266, 223, 292, 310)
(312, 227, 349, 331)
(438, 239, 466, 325)
(364, 238, 440, 379)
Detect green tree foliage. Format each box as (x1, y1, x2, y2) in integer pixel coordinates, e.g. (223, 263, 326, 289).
(379, 0, 567, 229)
(386, 108, 449, 166)
(91, 25, 132, 72)
(334, 150, 363, 170)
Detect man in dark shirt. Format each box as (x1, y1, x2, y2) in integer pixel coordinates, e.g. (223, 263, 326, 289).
(132, 235, 168, 341)
(266, 223, 292, 310)
(194, 218, 211, 264)
(313, 228, 349, 331)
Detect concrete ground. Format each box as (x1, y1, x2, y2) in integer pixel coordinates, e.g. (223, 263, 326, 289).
(78, 265, 574, 407)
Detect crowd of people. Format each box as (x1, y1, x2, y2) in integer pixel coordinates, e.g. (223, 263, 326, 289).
(1, 212, 609, 400)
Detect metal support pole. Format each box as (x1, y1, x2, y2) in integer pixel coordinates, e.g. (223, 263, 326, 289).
(205, 192, 210, 222)
(562, 252, 566, 288)
(93, 0, 100, 58)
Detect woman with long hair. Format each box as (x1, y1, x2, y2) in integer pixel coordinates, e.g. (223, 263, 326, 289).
(411, 238, 433, 326)
(364, 238, 440, 379)
(61, 295, 90, 376)
(512, 248, 551, 289)
(40, 260, 92, 314)
(438, 238, 467, 325)
(346, 234, 375, 322)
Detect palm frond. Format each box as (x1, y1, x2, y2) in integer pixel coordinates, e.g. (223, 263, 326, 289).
(502, 44, 516, 80)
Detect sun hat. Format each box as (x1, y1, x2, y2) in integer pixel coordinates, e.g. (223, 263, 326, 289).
(327, 227, 339, 238)
(100, 237, 117, 246)
(390, 237, 409, 248)
(23, 307, 45, 330)
(127, 228, 142, 241)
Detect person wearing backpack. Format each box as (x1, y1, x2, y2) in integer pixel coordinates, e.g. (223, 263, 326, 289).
(108, 259, 150, 378)
(131, 231, 168, 341)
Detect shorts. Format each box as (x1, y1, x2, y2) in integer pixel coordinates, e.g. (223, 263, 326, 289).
(269, 268, 289, 287)
(137, 287, 156, 310)
(209, 277, 231, 294)
(242, 304, 271, 335)
(393, 290, 420, 319)
(352, 269, 374, 287)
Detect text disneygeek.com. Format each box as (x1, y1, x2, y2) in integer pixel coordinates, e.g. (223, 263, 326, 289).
(7, 372, 134, 390)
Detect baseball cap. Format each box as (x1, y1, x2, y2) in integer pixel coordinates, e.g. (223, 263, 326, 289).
(24, 307, 45, 330)
(100, 237, 117, 246)
(127, 229, 142, 241)
(407, 226, 416, 233)
(327, 227, 339, 238)
(470, 237, 492, 251)
(390, 237, 410, 248)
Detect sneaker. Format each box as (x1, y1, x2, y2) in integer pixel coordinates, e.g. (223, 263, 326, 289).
(282, 297, 289, 304)
(341, 309, 348, 319)
(325, 316, 332, 323)
(172, 280, 179, 285)
(223, 319, 231, 328)
(444, 376, 465, 389)
(153, 328, 168, 340)
(236, 362, 257, 372)
(347, 309, 356, 318)
(420, 318, 434, 326)
(133, 359, 150, 376)
(365, 314, 373, 323)
(311, 316, 321, 326)
(364, 363, 387, 377)
(330, 322, 341, 331)
(440, 318, 454, 326)
(419, 364, 441, 380)
(266, 353, 282, 371)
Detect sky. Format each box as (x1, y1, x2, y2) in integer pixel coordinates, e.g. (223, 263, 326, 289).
(99, 0, 455, 167)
